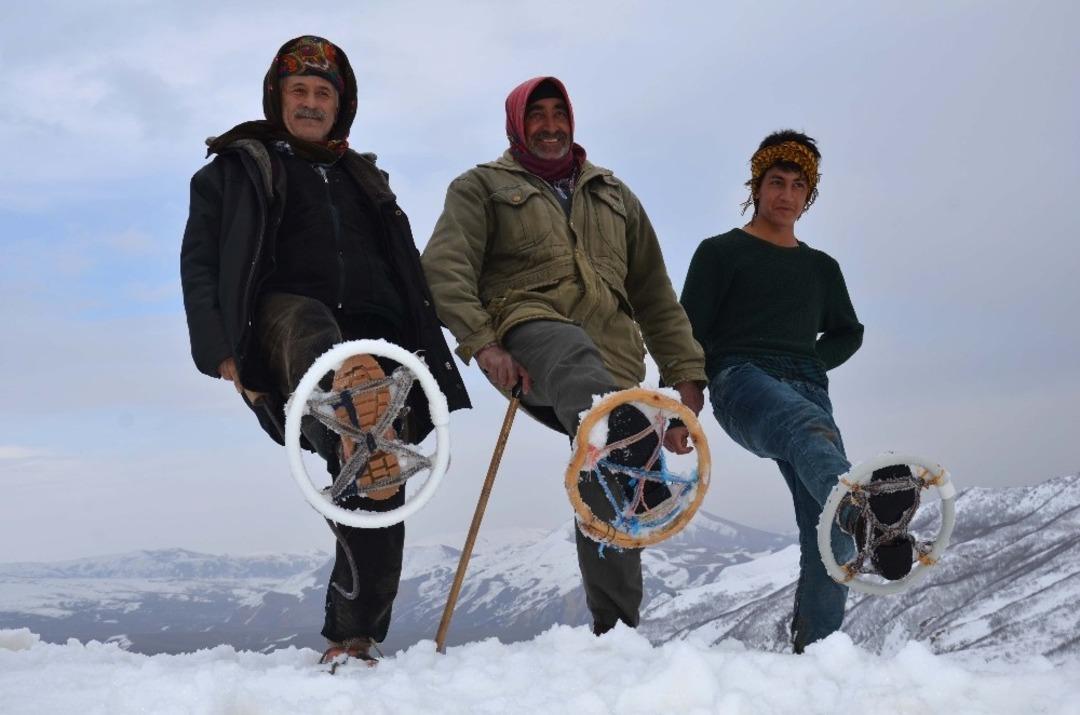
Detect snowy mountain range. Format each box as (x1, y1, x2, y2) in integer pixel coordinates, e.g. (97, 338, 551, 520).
(641, 473, 1080, 662)
(2, 475, 1078, 661)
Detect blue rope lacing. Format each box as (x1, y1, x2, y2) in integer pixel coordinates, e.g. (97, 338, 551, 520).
(591, 449, 699, 553)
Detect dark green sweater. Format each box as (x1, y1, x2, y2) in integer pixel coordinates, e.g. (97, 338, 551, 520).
(680, 228, 864, 380)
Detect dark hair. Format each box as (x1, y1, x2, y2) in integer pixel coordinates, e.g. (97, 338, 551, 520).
(741, 129, 821, 216)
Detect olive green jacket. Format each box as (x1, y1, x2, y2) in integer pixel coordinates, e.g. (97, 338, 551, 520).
(421, 151, 704, 389)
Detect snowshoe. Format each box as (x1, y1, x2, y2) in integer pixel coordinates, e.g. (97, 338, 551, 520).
(285, 339, 451, 530)
(819, 453, 956, 594)
(568, 387, 712, 549)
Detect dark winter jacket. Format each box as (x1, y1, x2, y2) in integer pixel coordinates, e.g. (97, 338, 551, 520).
(262, 146, 406, 322)
(180, 138, 470, 443)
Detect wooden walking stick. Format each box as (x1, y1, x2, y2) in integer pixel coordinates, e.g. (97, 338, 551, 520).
(435, 384, 522, 654)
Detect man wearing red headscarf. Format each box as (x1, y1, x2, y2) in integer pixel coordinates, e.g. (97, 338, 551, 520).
(422, 77, 705, 635)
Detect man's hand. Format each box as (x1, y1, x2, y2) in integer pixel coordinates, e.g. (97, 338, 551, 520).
(673, 380, 705, 415)
(218, 357, 268, 405)
(663, 425, 693, 454)
(219, 357, 243, 393)
(475, 344, 532, 395)
(663, 380, 704, 454)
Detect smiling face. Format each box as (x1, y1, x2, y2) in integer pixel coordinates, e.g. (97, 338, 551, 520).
(753, 165, 811, 230)
(523, 97, 571, 160)
(280, 75, 339, 143)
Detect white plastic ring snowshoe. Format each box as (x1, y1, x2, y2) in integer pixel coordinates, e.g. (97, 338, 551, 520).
(284, 339, 450, 529)
(818, 453, 956, 595)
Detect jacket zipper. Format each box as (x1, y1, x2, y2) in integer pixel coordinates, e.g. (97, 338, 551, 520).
(316, 164, 346, 310)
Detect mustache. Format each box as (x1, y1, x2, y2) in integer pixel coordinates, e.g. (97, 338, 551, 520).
(293, 107, 327, 121)
(530, 131, 569, 142)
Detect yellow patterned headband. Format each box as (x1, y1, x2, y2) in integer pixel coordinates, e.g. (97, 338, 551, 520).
(749, 141, 820, 193)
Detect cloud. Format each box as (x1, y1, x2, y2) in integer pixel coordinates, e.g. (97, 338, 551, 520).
(0, 446, 47, 461)
(1, 1, 1078, 561)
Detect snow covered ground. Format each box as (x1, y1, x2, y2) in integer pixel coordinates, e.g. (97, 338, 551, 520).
(3, 626, 1077, 714)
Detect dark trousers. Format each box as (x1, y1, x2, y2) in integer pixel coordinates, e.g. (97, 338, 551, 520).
(503, 320, 644, 633)
(255, 291, 404, 643)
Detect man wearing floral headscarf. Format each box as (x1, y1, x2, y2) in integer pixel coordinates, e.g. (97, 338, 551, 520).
(180, 36, 470, 664)
(679, 129, 917, 654)
(422, 77, 706, 635)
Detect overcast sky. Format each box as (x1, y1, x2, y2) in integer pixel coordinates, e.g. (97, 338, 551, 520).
(1, 1, 1077, 563)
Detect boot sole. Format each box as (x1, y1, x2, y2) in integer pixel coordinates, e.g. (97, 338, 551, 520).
(332, 354, 400, 501)
(868, 466, 917, 525)
(866, 466, 918, 580)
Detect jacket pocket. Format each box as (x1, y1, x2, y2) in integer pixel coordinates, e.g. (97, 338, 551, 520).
(588, 176, 628, 264)
(489, 184, 553, 252)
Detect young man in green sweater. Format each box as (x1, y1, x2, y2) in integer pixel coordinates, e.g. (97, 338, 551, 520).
(679, 130, 914, 652)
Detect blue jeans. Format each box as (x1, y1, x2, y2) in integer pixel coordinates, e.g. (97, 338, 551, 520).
(709, 362, 854, 651)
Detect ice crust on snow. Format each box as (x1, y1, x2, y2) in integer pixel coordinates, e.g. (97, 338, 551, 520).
(1, 625, 1077, 714)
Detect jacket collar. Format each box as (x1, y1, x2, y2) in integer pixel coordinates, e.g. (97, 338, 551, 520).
(213, 138, 397, 206)
(481, 150, 610, 187)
